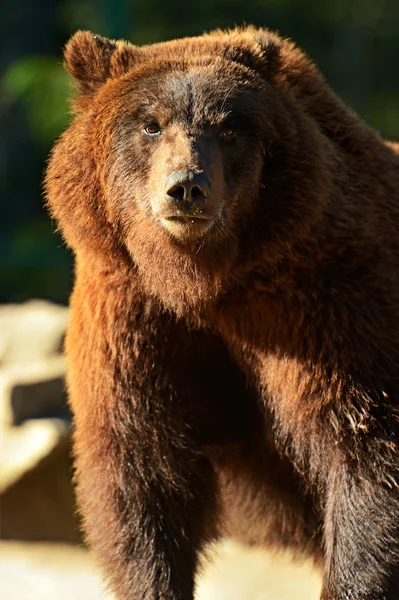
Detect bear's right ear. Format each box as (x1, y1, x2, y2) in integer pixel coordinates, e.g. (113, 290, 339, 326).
(64, 31, 119, 95)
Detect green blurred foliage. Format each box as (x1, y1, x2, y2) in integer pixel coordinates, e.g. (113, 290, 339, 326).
(1, 0, 398, 304)
(2, 57, 71, 144)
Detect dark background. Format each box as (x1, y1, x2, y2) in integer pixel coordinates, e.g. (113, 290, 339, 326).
(2, 0, 399, 305)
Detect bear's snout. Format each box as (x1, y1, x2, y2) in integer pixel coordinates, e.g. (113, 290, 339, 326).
(164, 170, 210, 210)
(154, 166, 223, 241)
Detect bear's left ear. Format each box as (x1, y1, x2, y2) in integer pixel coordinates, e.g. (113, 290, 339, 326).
(64, 31, 140, 96)
(64, 31, 118, 95)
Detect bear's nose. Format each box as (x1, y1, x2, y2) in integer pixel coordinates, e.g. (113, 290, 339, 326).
(164, 170, 210, 209)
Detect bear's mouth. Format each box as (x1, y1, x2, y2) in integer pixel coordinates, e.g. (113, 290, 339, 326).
(158, 213, 215, 240)
(166, 215, 212, 223)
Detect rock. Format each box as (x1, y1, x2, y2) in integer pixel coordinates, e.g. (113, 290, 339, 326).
(0, 418, 69, 493)
(1, 431, 81, 543)
(0, 300, 79, 543)
(0, 300, 68, 366)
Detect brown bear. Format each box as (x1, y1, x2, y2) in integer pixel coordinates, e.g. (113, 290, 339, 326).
(45, 27, 399, 600)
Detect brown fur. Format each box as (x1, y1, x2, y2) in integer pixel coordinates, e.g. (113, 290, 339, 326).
(45, 27, 399, 600)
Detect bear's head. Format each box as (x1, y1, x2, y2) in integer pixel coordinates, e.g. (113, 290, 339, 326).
(46, 29, 332, 314)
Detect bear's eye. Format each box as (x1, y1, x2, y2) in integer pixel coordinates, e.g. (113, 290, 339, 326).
(219, 128, 236, 139)
(144, 124, 162, 136)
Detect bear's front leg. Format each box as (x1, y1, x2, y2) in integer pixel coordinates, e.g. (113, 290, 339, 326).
(67, 286, 218, 600)
(320, 419, 399, 599)
(74, 423, 216, 600)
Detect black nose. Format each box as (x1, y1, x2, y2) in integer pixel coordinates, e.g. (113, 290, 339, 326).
(164, 170, 210, 209)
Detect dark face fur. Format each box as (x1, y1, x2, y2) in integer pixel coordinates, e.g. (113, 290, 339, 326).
(105, 64, 268, 247)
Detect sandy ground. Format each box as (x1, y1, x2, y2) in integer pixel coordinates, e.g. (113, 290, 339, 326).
(0, 540, 321, 600)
